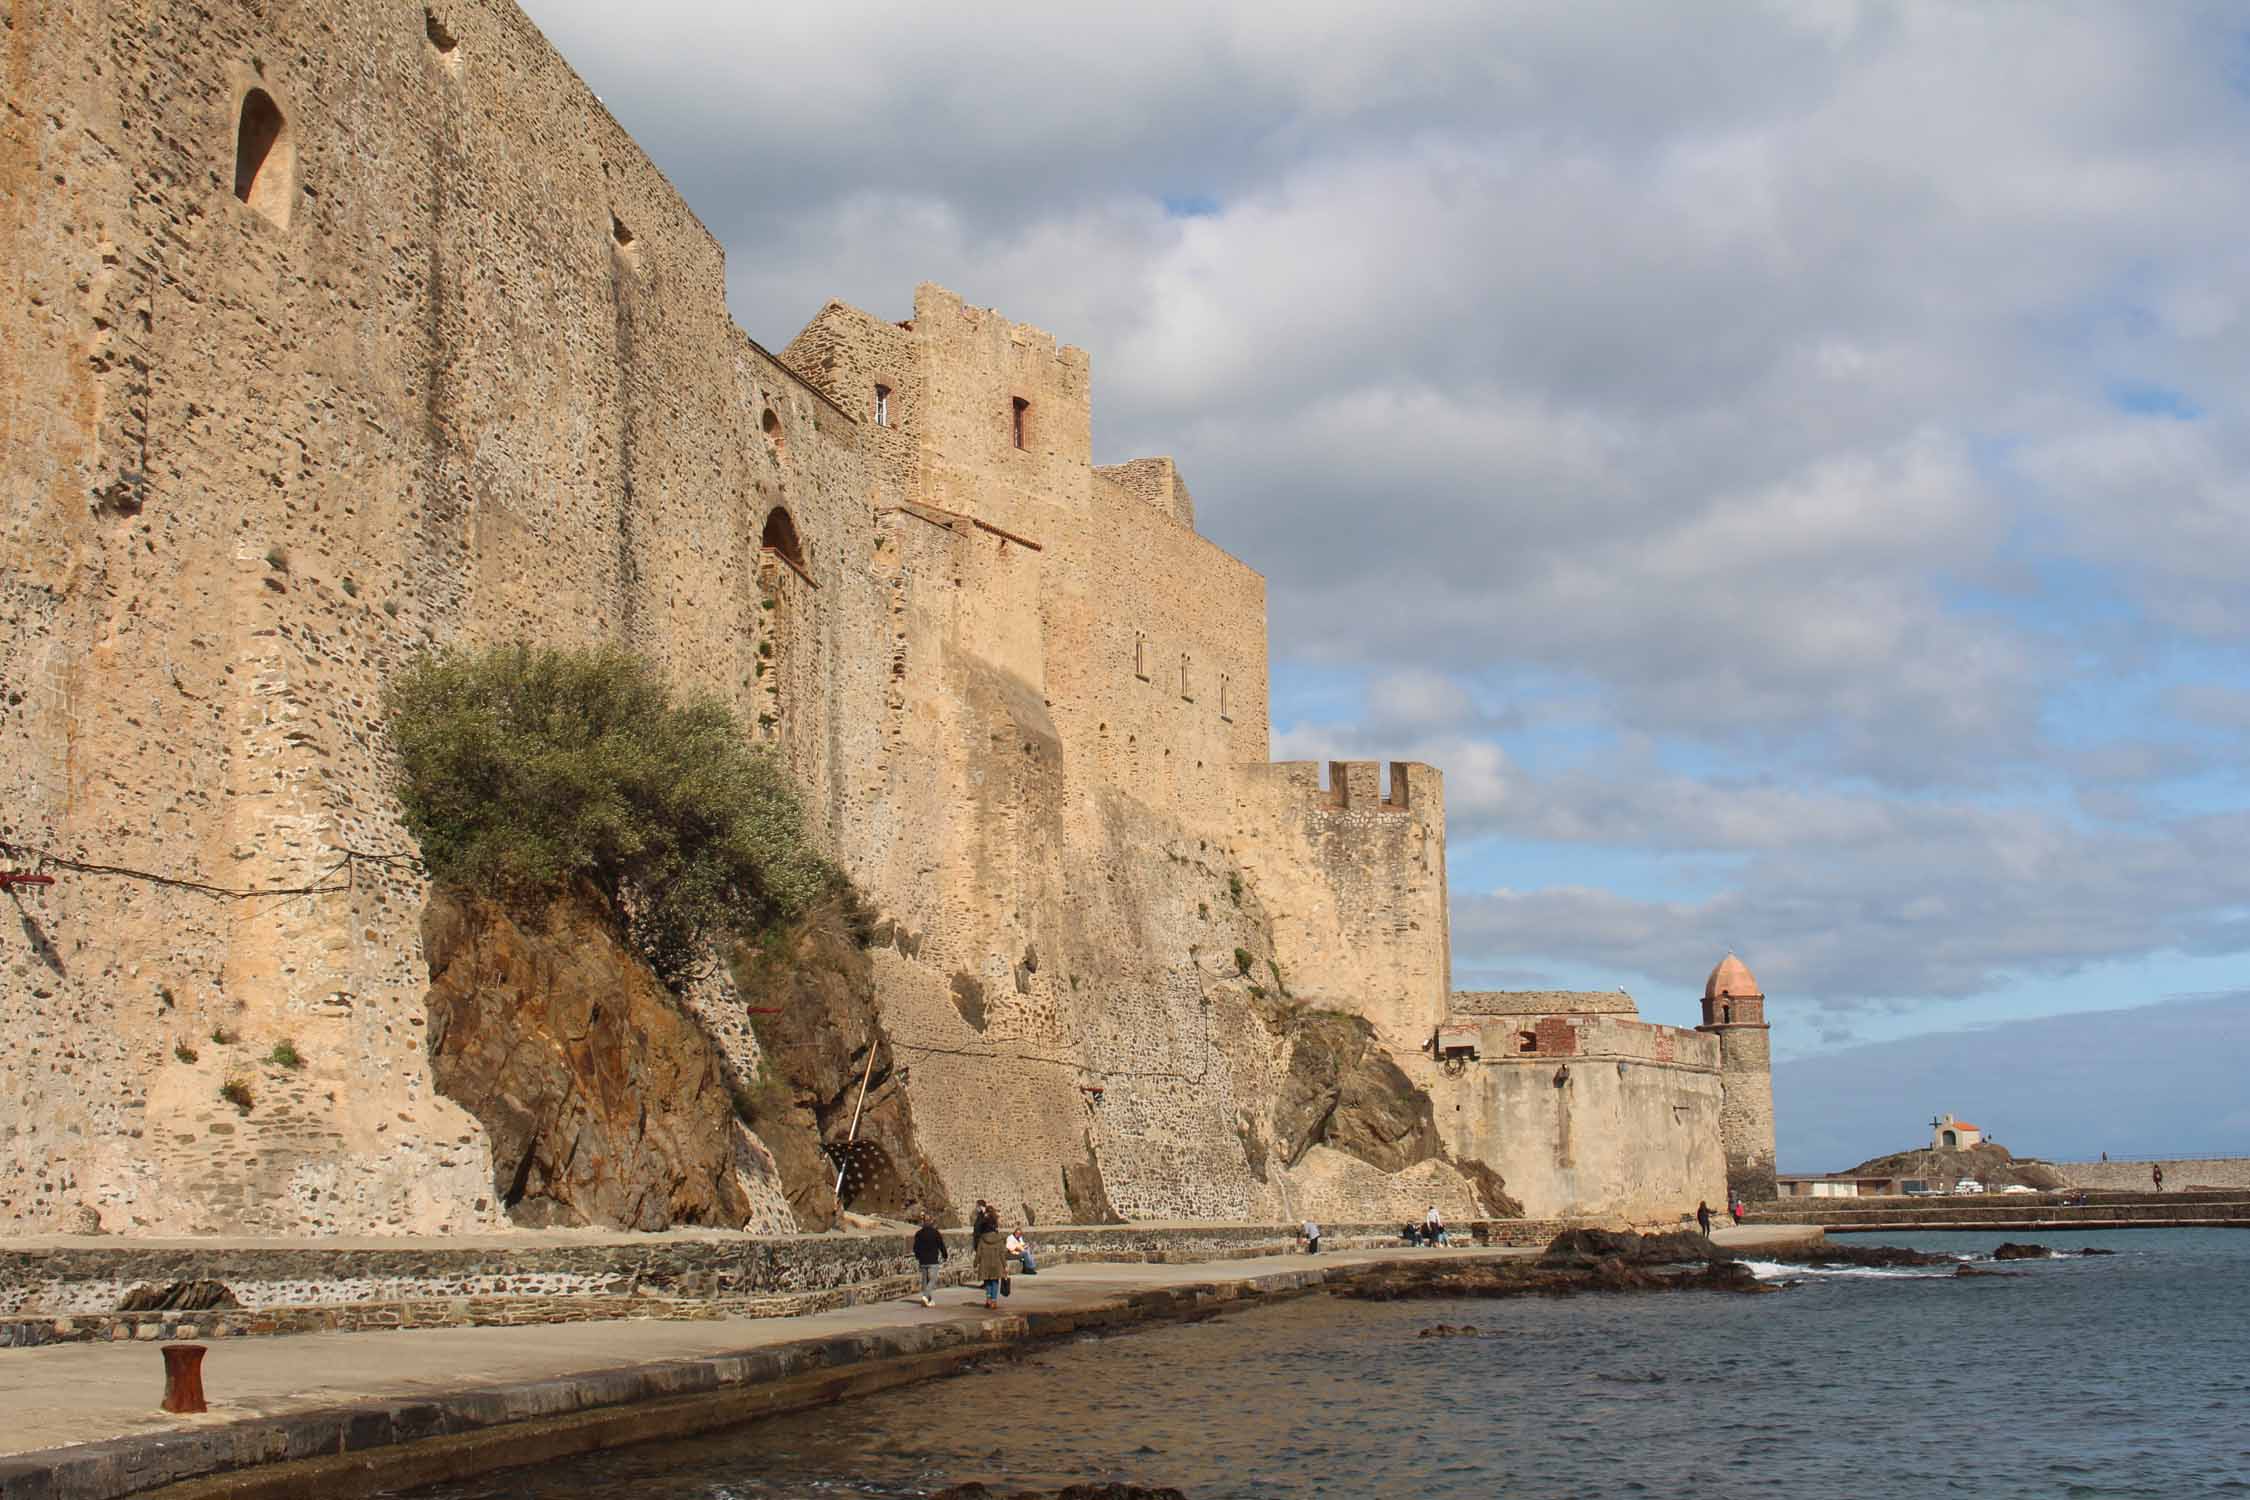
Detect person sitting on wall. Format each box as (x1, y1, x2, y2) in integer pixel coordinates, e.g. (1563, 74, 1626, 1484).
(1402, 1222, 1424, 1247)
(1007, 1226, 1038, 1274)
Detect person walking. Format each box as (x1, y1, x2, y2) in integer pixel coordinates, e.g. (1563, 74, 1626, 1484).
(1729, 1195, 1744, 1226)
(2152, 1163, 2165, 1192)
(1424, 1205, 1447, 1247)
(1301, 1218, 1322, 1255)
(911, 1214, 947, 1307)
(1696, 1200, 1713, 1236)
(973, 1215, 1008, 1308)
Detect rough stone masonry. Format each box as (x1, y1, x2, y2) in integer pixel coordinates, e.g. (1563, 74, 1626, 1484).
(0, 0, 1771, 1237)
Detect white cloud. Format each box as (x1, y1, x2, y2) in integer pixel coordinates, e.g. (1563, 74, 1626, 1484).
(519, 0, 2250, 1027)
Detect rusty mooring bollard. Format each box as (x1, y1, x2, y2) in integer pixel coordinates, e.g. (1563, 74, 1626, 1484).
(160, 1343, 208, 1414)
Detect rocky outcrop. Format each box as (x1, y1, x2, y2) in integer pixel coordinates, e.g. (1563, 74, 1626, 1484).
(1341, 1253, 1774, 1300)
(1762, 1242, 1954, 1268)
(422, 886, 768, 1231)
(1845, 1141, 2069, 1191)
(1273, 1012, 1442, 1173)
(933, 1487, 1188, 1500)
(1991, 1241, 2052, 1260)
(731, 906, 948, 1229)
(1537, 1227, 1724, 1269)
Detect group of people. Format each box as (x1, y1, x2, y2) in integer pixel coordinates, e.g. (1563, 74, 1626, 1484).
(1693, 1196, 1748, 1236)
(1404, 1205, 1451, 1247)
(1298, 1205, 1460, 1255)
(910, 1201, 1037, 1309)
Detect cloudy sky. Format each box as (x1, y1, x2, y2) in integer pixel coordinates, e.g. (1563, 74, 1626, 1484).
(522, 0, 2250, 1168)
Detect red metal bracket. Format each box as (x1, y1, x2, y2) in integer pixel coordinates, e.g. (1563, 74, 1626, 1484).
(0, 873, 55, 890)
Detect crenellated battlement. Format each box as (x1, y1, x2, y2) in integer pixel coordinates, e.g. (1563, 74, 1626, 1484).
(1266, 760, 1441, 814)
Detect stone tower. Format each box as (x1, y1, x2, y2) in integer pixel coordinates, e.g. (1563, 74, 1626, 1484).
(1696, 954, 1777, 1201)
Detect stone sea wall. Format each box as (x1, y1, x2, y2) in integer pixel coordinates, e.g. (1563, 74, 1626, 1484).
(2053, 1158, 2250, 1190)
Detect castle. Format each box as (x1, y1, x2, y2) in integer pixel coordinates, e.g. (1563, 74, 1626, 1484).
(0, 0, 1772, 1235)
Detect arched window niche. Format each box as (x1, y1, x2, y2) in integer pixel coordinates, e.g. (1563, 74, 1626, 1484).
(233, 87, 296, 229)
(760, 506, 809, 581)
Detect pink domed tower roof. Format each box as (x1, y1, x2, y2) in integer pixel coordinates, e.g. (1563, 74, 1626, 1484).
(1704, 953, 1762, 1002)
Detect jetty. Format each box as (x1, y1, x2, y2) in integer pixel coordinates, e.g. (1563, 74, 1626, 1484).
(0, 1222, 1816, 1500)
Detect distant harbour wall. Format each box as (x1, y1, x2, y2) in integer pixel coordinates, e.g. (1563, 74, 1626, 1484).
(2052, 1157, 2250, 1190)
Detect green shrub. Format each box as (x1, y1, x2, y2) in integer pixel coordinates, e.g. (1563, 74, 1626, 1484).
(219, 1078, 254, 1112)
(385, 642, 835, 981)
(1234, 947, 1253, 976)
(173, 1042, 199, 1064)
(267, 1039, 303, 1070)
(210, 1026, 238, 1046)
(1227, 872, 1243, 905)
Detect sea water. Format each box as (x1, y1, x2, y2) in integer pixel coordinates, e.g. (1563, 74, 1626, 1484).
(401, 1228, 2250, 1499)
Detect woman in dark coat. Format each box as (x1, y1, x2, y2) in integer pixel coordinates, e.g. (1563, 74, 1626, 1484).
(973, 1218, 1008, 1308)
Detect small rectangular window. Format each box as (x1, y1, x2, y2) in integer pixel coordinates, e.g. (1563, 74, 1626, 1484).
(1179, 653, 1192, 701)
(1011, 396, 1029, 450)
(1134, 631, 1148, 681)
(874, 384, 891, 426)
(1219, 674, 1231, 722)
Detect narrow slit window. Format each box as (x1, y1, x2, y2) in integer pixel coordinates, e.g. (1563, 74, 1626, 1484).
(1011, 396, 1028, 450)
(1134, 631, 1148, 681)
(233, 88, 295, 229)
(1219, 674, 1230, 721)
(1179, 653, 1192, 701)
(874, 384, 891, 426)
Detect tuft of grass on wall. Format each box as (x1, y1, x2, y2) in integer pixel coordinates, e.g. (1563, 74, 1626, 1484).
(219, 1078, 255, 1112)
(267, 1039, 304, 1070)
(385, 642, 837, 982)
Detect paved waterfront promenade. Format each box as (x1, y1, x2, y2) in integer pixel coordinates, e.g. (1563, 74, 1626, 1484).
(0, 1224, 1814, 1499)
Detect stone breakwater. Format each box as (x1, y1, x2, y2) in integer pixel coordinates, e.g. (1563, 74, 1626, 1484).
(1744, 1190, 2250, 1234)
(0, 1219, 1600, 1348)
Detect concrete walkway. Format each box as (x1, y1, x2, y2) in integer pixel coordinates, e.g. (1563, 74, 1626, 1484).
(0, 1224, 1824, 1499)
(0, 1245, 1503, 1496)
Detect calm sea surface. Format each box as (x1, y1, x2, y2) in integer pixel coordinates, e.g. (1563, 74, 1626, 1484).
(401, 1229, 2250, 1499)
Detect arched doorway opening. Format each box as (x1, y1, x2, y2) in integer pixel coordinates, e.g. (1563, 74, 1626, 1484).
(760, 506, 807, 577)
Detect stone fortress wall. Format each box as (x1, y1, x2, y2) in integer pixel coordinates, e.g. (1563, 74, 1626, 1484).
(1420, 993, 1731, 1220)
(0, 0, 1755, 1237)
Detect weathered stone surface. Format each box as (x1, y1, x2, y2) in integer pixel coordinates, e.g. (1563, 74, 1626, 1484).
(731, 907, 948, 1229)
(0, 0, 1748, 1239)
(1274, 1013, 1441, 1174)
(422, 887, 765, 1231)
(1537, 1227, 1722, 1270)
(1062, 1137, 1124, 1225)
(115, 1280, 239, 1313)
